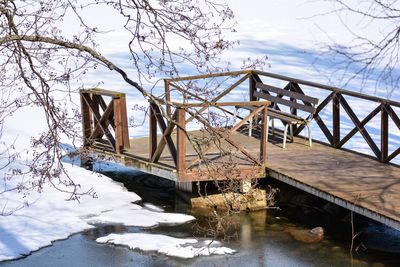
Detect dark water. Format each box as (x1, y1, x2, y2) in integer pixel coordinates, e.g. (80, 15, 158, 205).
(1, 170, 400, 267)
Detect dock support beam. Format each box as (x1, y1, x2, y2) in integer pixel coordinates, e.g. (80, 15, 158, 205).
(175, 182, 193, 193)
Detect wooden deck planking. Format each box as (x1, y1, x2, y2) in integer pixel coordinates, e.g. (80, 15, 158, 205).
(264, 134, 400, 230)
(110, 130, 400, 230)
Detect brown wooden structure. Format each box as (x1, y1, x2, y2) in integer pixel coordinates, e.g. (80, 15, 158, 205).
(80, 88, 130, 154)
(80, 70, 400, 230)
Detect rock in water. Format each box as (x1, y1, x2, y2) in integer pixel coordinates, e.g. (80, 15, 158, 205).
(287, 226, 324, 244)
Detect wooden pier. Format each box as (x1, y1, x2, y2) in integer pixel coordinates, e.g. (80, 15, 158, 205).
(80, 70, 400, 230)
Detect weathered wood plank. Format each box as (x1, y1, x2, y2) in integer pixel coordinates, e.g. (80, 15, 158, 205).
(119, 96, 130, 149)
(254, 90, 315, 113)
(260, 107, 267, 163)
(381, 104, 388, 162)
(176, 108, 186, 174)
(81, 88, 126, 97)
(80, 93, 92, 146)
(149, 103, 158, 160)
(256, 82, 319, 105)
(114, 97, 123, 154)
(332, 93, 341, 148)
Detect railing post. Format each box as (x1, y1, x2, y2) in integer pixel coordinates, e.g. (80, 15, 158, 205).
(332, 92, 341, 148)
(260, 105, 268, 163)
(149, 103, 158, 161)
(165, 79, 171, 118)
(80, 92, 92, 146)
(91, 94, 99, 130)
(176, 107, 186, 175)
(249, 73, 257, 101)
(113, 93, 130, 154)
(381, 103, 389, 162)
(120, 94, 130, 150)
(289, 83, 298, 133)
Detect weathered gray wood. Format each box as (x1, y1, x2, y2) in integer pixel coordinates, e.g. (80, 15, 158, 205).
(256, 82, 319, 105)
(254, 91, 316, 113)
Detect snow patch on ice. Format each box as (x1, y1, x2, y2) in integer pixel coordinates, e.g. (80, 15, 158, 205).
(85, 204, 194, 227)
(0, 164, 194, 262)
(96, 233, 235, 259)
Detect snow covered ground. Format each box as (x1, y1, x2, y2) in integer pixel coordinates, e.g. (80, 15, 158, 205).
(0, 161, 237, 261)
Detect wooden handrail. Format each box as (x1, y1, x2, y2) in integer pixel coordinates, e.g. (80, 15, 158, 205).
(80, 89, 130, 154)
(165, 70, 400, 164)
(253, 70, 400, 108)
(171, 100, 270, 108)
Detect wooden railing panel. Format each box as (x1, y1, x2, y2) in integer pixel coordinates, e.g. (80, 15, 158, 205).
(340, 96, 381, 158)
(80, 70, 400, 172)
(150, 105, 178, 165)
(184, 74, 250, 123)
(89, 99, 114, 139)
(80, 89, 129, 154)
(82, 93, 116, 150)
(337, 104, 381, 148)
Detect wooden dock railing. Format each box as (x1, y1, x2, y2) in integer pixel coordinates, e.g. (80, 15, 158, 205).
(80, 88, 130, 154)
(80, 69, 400, 180)
(250, 70, 400, 163)
(165, 70, 400, 164)
(148, 100, 270, 177)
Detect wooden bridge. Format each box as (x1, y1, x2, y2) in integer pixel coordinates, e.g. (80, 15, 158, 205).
(80, 70, 400, 230)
